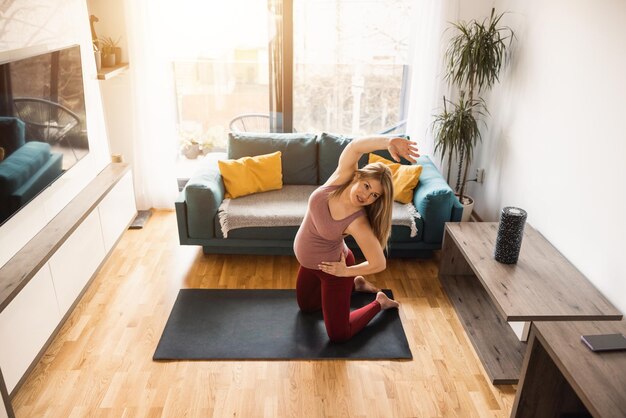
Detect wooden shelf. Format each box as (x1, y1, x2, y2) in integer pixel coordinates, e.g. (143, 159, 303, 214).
(438, 223, 622, 385)
(440, 273, 526, 384)
(442, 223, 622, 321)
(97, 63, 129, 80)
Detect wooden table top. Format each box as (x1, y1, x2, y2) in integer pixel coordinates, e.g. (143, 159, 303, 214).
(532, 321, 626, 418)
(444, 222, 622, 321)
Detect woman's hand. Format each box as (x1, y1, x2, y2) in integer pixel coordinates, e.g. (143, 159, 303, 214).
(319, 252, 350, 277)
(388, 137, 420, 163)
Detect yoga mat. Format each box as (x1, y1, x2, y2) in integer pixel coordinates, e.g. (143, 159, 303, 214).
(154, 289, 412, 360)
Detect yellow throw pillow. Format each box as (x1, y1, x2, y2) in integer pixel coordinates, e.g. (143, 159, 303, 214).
(368, 153, 422, 204)
(218, 151, 283, 198)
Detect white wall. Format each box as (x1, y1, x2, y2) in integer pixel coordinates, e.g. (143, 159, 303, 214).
(0, 0, 111, 266)
(86, 0, 136, 166)
(462, 0, 626, 314)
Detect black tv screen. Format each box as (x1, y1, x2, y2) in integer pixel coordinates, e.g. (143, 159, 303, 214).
(0, 45, 90, 225)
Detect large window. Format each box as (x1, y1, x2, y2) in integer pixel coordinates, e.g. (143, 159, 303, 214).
(172, 0, 413, 154)
(293, 0, 413, 135)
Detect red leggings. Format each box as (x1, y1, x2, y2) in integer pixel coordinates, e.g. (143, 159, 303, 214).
(296, 249, 381, 342)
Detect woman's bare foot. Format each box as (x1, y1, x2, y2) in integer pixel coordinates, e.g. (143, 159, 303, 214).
(376, 291, 400, 310)
(354, 276, 379, 293)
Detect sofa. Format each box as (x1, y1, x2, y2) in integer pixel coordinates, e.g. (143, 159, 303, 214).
(0, 117, 63, 223)
(175, 132, 463, 257)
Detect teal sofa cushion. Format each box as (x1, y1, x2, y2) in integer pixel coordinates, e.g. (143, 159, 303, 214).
(0, 141, 51, 198)
(185, 163, 225, 239)
(0, 117, 26, 156)
(318, 133, 352, 184)
(227, 132, 318, 185)
(413, 155, 458, 243)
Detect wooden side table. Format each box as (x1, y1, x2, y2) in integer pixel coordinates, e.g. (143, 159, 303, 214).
(512, 321, 626, 418)
(439, 222, 622, 384)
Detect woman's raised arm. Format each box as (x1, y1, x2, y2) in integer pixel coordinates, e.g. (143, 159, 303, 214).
(326, 136, 420, 186)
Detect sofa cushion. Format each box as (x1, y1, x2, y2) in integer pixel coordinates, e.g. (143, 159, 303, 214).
(0, 141, 51, 198)
(0, 117, 26, 157)
(318, 133, 352, 184)
(228, 132, 318, 185)
(369, 153, 423, 204)
(218, 151, 283, 198)
(317, 133, 414, 184)
(413, 155, 457, 243)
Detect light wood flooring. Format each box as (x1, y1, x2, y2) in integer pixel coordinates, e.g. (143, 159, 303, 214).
(12, 210, 516, 417)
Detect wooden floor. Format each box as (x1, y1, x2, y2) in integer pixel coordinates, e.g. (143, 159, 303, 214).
(12, 210, 516, 417)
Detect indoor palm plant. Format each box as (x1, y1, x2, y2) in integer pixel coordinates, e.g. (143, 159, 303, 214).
(433, 8, 514, 219)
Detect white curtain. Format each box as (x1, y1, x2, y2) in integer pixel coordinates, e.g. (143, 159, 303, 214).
(124, 0, 179, 210)
(405, 0, 459, 166)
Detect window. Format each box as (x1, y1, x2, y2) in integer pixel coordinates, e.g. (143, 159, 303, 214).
(172, 0, 413, 156)
(293, 0, 413, 135)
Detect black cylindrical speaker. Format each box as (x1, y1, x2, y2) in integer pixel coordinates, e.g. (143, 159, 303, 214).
(494, 207, 527, 264)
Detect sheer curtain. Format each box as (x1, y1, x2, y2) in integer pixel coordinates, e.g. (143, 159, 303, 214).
(124, 0, 179, 210)
(405, 0, 459, 164)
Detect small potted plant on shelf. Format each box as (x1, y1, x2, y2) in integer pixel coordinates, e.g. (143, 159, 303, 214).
(432, 8, 514, 221)
(179, 126, 226, 159)
(99, 36, 121, 67)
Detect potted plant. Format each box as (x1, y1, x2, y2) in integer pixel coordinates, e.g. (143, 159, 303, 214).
(432, 8, 514, 220)
(100, 36, 121, 67)
(180, 136, 202, 159)
(433, 94, 486, 219)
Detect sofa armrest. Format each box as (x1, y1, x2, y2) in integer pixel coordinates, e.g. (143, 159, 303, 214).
(412, 155, 463, 244)
(183, 164, 225, 239)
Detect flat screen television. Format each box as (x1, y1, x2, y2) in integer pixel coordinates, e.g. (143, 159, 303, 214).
(0, 45, 90, 225)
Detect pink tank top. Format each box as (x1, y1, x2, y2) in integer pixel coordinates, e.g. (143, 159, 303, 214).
(294, 185, 366, 269)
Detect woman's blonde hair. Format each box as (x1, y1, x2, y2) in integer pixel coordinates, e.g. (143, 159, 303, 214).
(331, 162, 394, 252)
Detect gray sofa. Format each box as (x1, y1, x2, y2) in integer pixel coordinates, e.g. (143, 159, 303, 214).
(175, 132, 463, 257)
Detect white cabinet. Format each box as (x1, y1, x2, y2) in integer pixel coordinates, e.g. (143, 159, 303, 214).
(0, 266, 60, 392)
(49, 210, 106, 318)
(0, 164, 135, 417)
(98, 171, 136, 252)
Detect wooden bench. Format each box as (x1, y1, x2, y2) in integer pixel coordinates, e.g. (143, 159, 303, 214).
(438, 222, 622, 384)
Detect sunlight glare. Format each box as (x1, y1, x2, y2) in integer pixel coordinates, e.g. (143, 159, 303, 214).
(164, 0, 270, 58)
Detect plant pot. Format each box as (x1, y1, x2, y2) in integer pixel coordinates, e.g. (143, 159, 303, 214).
(182, 144, 201, 159)
(114, 47, 122, 65)
(457, 194, 474, 222)
(103, 53, 116, 68)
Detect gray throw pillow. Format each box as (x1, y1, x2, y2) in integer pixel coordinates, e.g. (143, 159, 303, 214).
(228, 132, 318, 185)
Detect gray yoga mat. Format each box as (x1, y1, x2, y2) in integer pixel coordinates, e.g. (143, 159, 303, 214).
(153, 289, 412, 360)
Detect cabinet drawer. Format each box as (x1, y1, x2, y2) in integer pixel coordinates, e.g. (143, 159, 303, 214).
(98, 171, 136, 252)
(0, 265, 60, 393)
(49, 210, 105, 317)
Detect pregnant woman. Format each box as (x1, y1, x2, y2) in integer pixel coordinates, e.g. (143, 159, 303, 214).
(294, 136, 419, 342)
